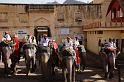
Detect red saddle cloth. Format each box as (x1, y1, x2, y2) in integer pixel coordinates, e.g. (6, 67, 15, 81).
(76, 48, 80, 65)
(107, 47, 116, 52)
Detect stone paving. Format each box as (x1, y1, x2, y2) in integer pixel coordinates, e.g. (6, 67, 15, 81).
(0, 51, 124, 82)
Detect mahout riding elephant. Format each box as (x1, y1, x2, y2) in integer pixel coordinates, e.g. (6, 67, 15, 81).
(36, 45, 51, 77)
(22, 43, 37, 76)
(60, 49, 76, 82)
(99, 47, 120, 79)
(0, 40, 13, 76)
(22, 35, 37, 76)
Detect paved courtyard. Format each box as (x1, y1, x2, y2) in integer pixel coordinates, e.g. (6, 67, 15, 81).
(0, 52, 123, 82)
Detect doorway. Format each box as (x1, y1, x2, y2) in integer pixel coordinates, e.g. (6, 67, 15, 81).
(34, 26, 51, 43)
(121, 39, 124, 53)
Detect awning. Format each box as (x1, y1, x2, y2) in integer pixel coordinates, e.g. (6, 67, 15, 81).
(37, 29, 48, 32)
(37, 26, 48, 32)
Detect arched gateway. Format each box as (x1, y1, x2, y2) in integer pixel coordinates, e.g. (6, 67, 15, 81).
(34, 17, 52, 42)
(34, 26, 51, 43)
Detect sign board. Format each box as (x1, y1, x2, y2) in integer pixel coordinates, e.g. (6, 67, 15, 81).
(17, 29, 27, 39)
(74, 33, 84, 40)
(60, 28, 69, 35)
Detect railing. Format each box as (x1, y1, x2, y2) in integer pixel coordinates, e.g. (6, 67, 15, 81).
(84, 21, 124, 29)
(0, 19, 8, 22)
(28, 5, 54, 12)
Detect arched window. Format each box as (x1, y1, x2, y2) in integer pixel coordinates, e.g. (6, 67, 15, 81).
(112, 8, 117, 19)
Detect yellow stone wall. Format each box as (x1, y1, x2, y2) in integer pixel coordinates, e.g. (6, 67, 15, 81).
(0, 4, 85, 43)
(83, 0, 124, 54)
(87, 30, 121, 54)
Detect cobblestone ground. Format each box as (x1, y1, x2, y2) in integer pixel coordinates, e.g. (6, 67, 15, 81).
(0, 53, 124, 82)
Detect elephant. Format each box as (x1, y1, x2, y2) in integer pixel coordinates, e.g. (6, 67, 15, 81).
(60, 49, 76, 82)
(99, 47, 120, 79)
(23, 43, 37, 76)
(0, 41, 13, 76)
(36, 45, 51, 77)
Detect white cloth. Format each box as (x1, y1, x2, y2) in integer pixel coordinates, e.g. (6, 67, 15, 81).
(28, 36, 32, 43)
(80, 45, 86, 52)
(105, 41, 116, 50)
(2, 34, 11, 41)
(39, 37, 49, 46)
(63, 39, 73, 49)
(73, 39, 80, 48)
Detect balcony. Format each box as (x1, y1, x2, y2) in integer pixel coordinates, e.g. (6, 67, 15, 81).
(28, 5, 54, 12)
(75, 17, 82, 23)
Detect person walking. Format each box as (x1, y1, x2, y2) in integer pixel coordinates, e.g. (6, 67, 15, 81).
(73, 37, 81, 72)
(10, 33, 19, 74)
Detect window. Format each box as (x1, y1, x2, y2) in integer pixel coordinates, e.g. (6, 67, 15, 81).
(19, 14, 28, 23)
(74, 12, 82, 23)
(97, 31, 103, 34)
(112, 8, 117, 19)
(0, 12, 8, 22)
(120, 8, 123, 17)
(57, 13, 64, 22)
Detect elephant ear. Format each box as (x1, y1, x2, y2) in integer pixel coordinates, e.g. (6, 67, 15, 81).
(116, 53, 124, 60)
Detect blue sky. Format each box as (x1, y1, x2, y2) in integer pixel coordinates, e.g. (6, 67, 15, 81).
(0, 0, 93, 4)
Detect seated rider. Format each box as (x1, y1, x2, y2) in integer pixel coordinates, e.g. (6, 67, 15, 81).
(49, 39, 58, 50)
(73, 36, 80, 49)
(1, 31, 12, 47)
(22, 35, 36, 51)
(104, 39, 116, 54)
(31, 36, 37, 46)
(38, 34, 50, 54)
(63, 36, 76, 58)
(2, 31, 12, 42)
(39, 34, 49, 47)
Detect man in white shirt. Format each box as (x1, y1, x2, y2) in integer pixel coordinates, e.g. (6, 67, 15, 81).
(63, 36, 76, 59)
(2, 32, 12, 41)
(73, 37, 80, 49)
(39, 34, 49, 47)
(63, 36, 73, 50)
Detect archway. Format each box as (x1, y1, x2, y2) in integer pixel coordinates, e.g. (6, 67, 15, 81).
(34, 17, 51, 43)
(34, 26, 51, 43)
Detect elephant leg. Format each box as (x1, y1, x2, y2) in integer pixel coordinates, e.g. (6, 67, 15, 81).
(10, 60, 17, 74)
(51, 63, 55, 76)
(108, 55, 114, 79)
(100, 54, 109, 79)
(82, 53, 86, 71)
(3, 57, 9, 76)
(42, 53, 49, 77)
(26, 59, 30, 76)
(31, 57, 36, 73)
(72, 64, 75, 82)
(10, 55, 18, 74)
(43, 62, 49, 77)
(4, 62, 8, 75)
(40, 61, 43, 74)
(81, 53, 86, 71)
(102, 57, 108, 78)
(66, 58, 73, 82)
(68, 68, 72, 82)
(62, 68, 67, 82)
